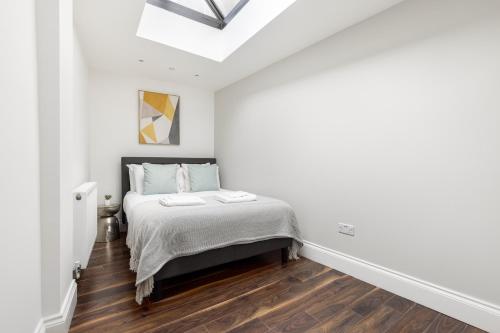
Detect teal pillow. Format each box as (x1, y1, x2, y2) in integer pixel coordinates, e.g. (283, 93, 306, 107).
(188, 164, 220, 192)
(142, 163, 178, 195)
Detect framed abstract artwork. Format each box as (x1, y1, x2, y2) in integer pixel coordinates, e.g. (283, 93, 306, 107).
(138, 90, 180, 145)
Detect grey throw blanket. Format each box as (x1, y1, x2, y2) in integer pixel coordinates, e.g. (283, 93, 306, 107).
(126, 196, 303, 304)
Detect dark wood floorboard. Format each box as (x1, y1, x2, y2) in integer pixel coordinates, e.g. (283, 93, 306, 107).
(425, 314, 467, 333)
(69, 234, 487, 333)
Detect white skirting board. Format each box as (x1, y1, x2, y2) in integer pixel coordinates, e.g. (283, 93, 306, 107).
(34, 320, 46, 333)
(36, 280, 77, 333)
(300, 240, 500, 333)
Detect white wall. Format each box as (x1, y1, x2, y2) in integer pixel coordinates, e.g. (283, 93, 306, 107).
(59, 0, 76, 309)
(37, 0, 86, 327)
(37, 0, 64, 315)
(0, 0, 43, 332)
(216, 0, 500, 316)
(73, 31, 90, 187)
(89, 71, 214, 204)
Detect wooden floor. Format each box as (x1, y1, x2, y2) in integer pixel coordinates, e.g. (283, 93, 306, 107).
(70, 235, 485, 333)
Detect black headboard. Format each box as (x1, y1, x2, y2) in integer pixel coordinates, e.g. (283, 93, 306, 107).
(121, 157, 217, 223)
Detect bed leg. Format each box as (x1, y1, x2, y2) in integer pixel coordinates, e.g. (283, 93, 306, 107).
(150, 280, 163, 302)
(281, 248, 289, 265)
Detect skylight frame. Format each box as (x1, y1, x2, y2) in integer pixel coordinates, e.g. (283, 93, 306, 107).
(146, 0, 249, 30)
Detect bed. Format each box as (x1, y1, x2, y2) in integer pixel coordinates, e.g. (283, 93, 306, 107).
(121, 157, 302, 304)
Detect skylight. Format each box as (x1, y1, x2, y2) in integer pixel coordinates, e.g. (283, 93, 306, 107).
(169, 0, 216, 18)
(147, 0, 250, 30)
(137, 0, 297, 62)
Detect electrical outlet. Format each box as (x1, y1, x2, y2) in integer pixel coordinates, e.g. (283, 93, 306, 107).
(338, 223, 355, 236)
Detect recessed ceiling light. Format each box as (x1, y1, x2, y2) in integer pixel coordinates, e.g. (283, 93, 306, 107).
(169, 67, 175, 71)
(138, 59, 144, 63)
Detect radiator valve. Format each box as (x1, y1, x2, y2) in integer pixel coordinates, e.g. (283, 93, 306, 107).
(73, 261, 82, 280)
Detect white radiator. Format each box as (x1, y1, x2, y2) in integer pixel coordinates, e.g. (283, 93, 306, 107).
(73, 182, 97, 269)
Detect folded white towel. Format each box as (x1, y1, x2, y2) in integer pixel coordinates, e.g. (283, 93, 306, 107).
(215, 192, 257, 204)
(223, 191, 252, 198)
(159, 195, 206, 207)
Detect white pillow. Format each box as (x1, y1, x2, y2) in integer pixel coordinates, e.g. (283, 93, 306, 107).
(129, 164, 145, 194)
(129, 163, 184, 194)
(126, 164, 138, 192)
(181, 163, 220, 192)
(177, 167, 186, 193)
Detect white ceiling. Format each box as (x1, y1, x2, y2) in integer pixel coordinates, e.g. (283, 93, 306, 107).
(75, 0, 405, 91)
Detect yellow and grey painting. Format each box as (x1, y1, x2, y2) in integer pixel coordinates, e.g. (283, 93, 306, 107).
(139, 90, 180, 145)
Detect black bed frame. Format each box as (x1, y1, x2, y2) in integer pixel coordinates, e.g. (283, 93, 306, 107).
(121, 157, 291, 301)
